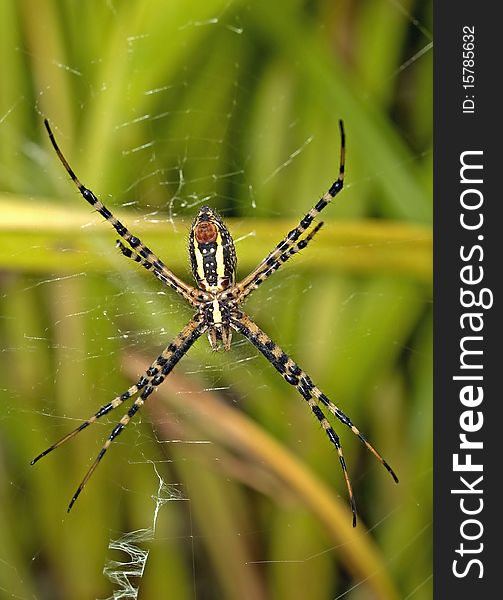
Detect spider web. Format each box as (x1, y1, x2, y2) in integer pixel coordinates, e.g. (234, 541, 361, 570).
(0, 2, 432, 599)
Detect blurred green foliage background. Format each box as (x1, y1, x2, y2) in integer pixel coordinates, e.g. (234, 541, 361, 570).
(0, 1, 432, 599)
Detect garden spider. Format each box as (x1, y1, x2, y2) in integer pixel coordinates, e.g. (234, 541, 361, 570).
(32, 119, 398, 525)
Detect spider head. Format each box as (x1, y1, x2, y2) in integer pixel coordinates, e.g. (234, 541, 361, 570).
(189, 206, 237, 292)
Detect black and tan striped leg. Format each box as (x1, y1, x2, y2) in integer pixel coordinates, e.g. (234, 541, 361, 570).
(32, 314, 207, 511)
(237, 120, 345, 293)
(236, 222, 324, 304)
(30, 379, 148, 466)
(309, 388, 399, 484)
(230, 311, 397, 526)
(44, 119, 198, 304)
(116, 240, 205, 304)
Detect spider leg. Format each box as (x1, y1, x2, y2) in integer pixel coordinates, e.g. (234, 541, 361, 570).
(30, 380, 147, 465)
(44, 119, 199, 305)
(310, 390, 399, 483)
(67, 385, 153, 512)
(31, 314, 207, 510)
(236, 222, 324, 304)
(116, 240, 205, 304)
(231, 311, 398, 526)
(236, 120, 345, 294)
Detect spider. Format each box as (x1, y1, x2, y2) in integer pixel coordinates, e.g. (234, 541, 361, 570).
(32, 118, 398, 526)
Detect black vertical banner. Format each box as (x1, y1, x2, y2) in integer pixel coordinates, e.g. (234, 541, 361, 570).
(435, 5, 498, 598)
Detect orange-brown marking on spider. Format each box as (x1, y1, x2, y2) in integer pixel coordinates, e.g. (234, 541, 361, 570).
(195, 222, 218, 243)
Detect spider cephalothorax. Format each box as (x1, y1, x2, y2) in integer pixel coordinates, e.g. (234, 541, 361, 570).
(33, 119, 398, 525)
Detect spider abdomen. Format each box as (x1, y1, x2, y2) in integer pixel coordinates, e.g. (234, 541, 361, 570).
(189, 206, 236, 292)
